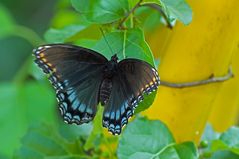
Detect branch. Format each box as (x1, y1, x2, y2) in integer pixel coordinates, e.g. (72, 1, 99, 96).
(140, 3, 173, 29)
(12, 25, 44, 46)
(160, 68, 234, 88)
(118, 0, 143, 29)
(12, 25, 44, 84)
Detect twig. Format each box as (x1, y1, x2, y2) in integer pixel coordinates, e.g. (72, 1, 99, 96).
(160, 68, 234, 88)
(118, 0, 143, 29)
(12, 25, 44, 46)
(13, 56, 33, 84)
(140, 3, 173, 29)
(12, 25, 44, 84)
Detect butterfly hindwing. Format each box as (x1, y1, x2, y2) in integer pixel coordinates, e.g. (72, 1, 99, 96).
(33, 44, 108, 124)
(102, 59, 160, 135)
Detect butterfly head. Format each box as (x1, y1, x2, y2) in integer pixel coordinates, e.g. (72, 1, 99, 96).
(111, 54, 118, 63)
(103, 54, 119, 78)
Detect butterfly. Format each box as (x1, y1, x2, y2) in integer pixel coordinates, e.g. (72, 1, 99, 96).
(33, 44, 160, 135)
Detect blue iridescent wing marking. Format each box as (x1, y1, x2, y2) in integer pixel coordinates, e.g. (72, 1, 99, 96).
(102, 59, 160, 135)
(33, 44, 108, 124)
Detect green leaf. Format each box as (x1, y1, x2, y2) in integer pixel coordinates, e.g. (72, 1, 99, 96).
(204, 128, 239, 156)
(159, 142, 198, 159)
(159, 0, 192, 25)
(117, 117, 175, 159)
(211, 150, 239, 159)
(14, 123, 93, 159)
(75, 39, 98, 48)
(93, 28, 156, 112)
(129, 0, 141, 7)
(201, 124, 220, 142)
(51, 10, 83, 28)
(199, 126, 239, 158)
(93, 28, 155, 65)
(29, 61, 46, 81)
(135, 7, 162, 32)
(199, 124, 221, 157)
(0, 4, 15, 38)
(144, 0, 192, 25)
(0, 83, 24, 157)
(135, 91, 157, 113)
(71, 0, 129, 24)
(220, 127, 239, 149)
(84, 105, 104, 150)
(44, 25, 88, 43)
(0, 153, 8, 159)
(118, 118, 198, 159)
(0, 82, 55, 157)
(22, 82, 56, 122)
(58, 123, 93, 142)
(210, 140, 229, 152)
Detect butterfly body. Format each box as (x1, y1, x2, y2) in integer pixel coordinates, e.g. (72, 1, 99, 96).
(102, 54, 118, 77)
(33, 44, 160, 135)
(99, 78, 113, 105)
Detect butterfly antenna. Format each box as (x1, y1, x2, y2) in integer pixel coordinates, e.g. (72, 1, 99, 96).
(100, 28, 114, 55)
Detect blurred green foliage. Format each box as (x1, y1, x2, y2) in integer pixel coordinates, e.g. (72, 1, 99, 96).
(14, 123, 94, 159)
(0, 0, 56, 81)
(200, 125, 239, 159)
(0, 4, 14, 38)
(0, 81, 56, 157)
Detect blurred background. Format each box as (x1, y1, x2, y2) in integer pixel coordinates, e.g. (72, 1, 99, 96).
(0, 0, 57, 158)
(0, 0, 57, 80)
(0, 0, 239, 158)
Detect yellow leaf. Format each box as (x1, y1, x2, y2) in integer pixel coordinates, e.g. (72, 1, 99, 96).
(209, 45, 239, 132)
(143, 0, 239, 143)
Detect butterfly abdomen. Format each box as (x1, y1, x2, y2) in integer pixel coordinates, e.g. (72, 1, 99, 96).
(99, 79, 113, 105)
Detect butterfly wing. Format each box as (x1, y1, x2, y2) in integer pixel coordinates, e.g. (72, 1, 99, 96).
(33, 44, 108, 124)
(102, 59, 160, 135)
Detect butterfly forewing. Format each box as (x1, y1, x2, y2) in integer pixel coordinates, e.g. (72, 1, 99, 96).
(33, 44, 108, 124)
(102, 59, 160, 135)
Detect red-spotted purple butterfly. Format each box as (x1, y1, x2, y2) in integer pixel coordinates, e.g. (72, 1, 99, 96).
(33, 44, 160, 135)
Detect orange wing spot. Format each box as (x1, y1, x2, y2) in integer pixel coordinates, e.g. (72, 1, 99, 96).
(145, 84, 149, 88)
(39, 53, 45, 58)
(153, 77, 156, 82)
(140, 88, 144, 92)
(53, 68, 57, 72)
(150, 82, 153, 85)
(47, 63, 53, 67)
(42, 58, 47, 63)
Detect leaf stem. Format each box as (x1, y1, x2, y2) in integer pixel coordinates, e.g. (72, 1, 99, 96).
(161, 67, 234, 88)
(13, 56, 33, 84)
(118, 0, 143, 29)
(11, 25, 45, 46)
(11, 25, 45, 84)
(122, 30, 127, 59)
(151, 143, 175, 158)
(130, 14, 134, 28)
(140, 3, 173, 29)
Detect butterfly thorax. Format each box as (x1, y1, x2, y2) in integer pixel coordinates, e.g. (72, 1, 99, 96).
(99, 55, 118, 105)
